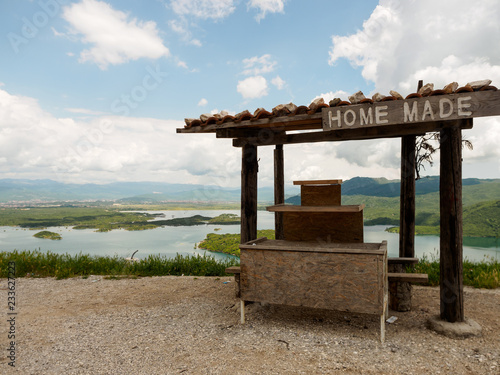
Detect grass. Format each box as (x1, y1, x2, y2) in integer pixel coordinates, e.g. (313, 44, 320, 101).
(1, 248, 498, 289)
(0, 250, 239, 279)
(409, 253, 500, 289)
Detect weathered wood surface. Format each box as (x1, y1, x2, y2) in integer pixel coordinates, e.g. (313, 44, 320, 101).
(440, 124, 464, 322)
(239, 240, 387, 315)
(239, 239, 386, 254)
(232, 117, 473, 147)
(293, 179, 342, 185)
(399, 134, 416, 258)
(388, 257, 419, 265)
(274, 145, 285, 240)
(178, 112, 323, 133)
(322, 90, 500, 130)
(389, 273, 428, 283)
(282, 211, 364, 242)
(267, 204, 364, 212)
(240, 144, 258, 244)
(301, 184, 341, 206)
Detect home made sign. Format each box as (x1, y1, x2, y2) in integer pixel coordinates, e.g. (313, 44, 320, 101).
(322, 90, 500, 131)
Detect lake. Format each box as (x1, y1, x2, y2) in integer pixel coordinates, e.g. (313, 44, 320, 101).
(0, 210, 498, 262)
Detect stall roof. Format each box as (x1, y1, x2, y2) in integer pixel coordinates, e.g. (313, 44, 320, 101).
(177, 80, 497, 135)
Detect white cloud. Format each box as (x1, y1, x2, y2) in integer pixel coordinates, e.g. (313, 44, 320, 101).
(271, 75, 285, 89)
(62, 0, 170, 70)
(198, 98, 208, 106)
(312, 90, 350, 103)
(0, 87, 243, 185)
(242, 54, 276, 76)
(326, 0, 500, 176)
(170, 0, 236, 20)
(329, 0, 500, 95)
(237, 76, 268, 99)
(248, 0, 287, 21)
(65, 108, 108, 116)
(168, 19, 203, 46)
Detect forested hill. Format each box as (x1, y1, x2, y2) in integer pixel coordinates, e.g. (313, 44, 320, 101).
(285, 176, 499, 205)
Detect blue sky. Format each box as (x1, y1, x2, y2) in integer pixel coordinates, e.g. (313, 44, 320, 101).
(1, 0, 500, 188)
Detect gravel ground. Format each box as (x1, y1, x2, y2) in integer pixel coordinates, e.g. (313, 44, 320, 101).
(1, 276, 499, 374)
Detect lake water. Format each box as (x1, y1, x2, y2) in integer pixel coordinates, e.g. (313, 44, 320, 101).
(0, 210, 498, 262)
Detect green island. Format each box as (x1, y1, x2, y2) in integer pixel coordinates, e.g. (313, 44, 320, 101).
(0, 206, 240, 232)
(198, 229, 275, 256)
(33, 230, 62, 240)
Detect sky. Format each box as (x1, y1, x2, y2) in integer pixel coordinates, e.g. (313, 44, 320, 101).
(1, 0, 500, 190)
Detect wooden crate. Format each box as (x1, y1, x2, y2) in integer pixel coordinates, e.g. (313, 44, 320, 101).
(239, 238, 388, 341)
(267, 204, 364, 243)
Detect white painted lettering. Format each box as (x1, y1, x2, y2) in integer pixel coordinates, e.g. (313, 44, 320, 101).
(344, 109, 356, 126)
(359, 107, 373, 125)
(403, 101, 418, 122)
(375, 105, 388, 124)
(328, 110, 342, 128)
(439, 98, 453, 118)
(421, 100, 435, 121)
(458, 96, 472, 116)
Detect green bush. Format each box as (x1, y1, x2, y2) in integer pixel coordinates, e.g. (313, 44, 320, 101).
(0, 250, 239, 279)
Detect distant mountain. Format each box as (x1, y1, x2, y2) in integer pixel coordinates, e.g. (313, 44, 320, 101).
(0, 179, 298, 203)
(285, 176, 497, 205)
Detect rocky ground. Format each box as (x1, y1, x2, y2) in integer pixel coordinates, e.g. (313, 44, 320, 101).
(0, 276, 499, 374)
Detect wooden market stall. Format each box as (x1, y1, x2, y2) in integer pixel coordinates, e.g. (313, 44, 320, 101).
(177, 80, 500, 328)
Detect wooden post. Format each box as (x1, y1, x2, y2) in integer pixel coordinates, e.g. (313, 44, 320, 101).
(399, 135, 416, 258)
(399, 80, 420, 258)
(274, 145, 285, 240)
(439, 123, 464, 322)
(241, 143, 258, 244)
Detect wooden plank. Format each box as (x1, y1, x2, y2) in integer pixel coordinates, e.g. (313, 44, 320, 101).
(233, 118, 473, 147)
(267, 204, 364, 212)
(239, 239, 386, 255)
(240, 247, 387, 315)
(389, 273, 428, 283)
(301, 184, 341, 206)
(322, 90, 500, 131)
(240, 144, 258, 244)
(439, 123, 464, 322)
(399, 134, 416, 258)
(274, 145, 285, 240)
(283, 211, 364, 242)
(293, 179, 342, 185)
(178, 112, 323, 134)
(388, 257, 419, 265)
(225, 266, 241, 274)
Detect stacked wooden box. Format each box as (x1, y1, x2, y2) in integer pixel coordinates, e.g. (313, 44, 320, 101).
(236, 179, 389, 342)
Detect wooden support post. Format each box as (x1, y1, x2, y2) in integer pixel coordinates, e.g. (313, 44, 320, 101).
(399, 79, 420, 258)
(399, 135, 416, 258)
(240, 300, 245, 324)
(274, 145, 285, 240)
(241, 144, 258, 244)
(439, 123, 464, 322)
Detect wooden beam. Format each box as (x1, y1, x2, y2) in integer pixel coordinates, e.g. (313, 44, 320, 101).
(389, 273, 428, 283)
(293, 179, 342, 185)
(178, 112, 323, 134)
(323, 90, 500, 130)
(240, 144, 258, 244)
(233, 118, 473, 147)
(266, 204, 365, 212)
(399, 134, 416, 258)
(274, 145, 285, 240)
(439, 122, 465, 323)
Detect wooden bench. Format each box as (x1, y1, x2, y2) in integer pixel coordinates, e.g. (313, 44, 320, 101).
(230, 238, 389, 343)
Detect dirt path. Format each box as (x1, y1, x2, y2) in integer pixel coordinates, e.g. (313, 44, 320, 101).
(1, 276, 499, 374)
